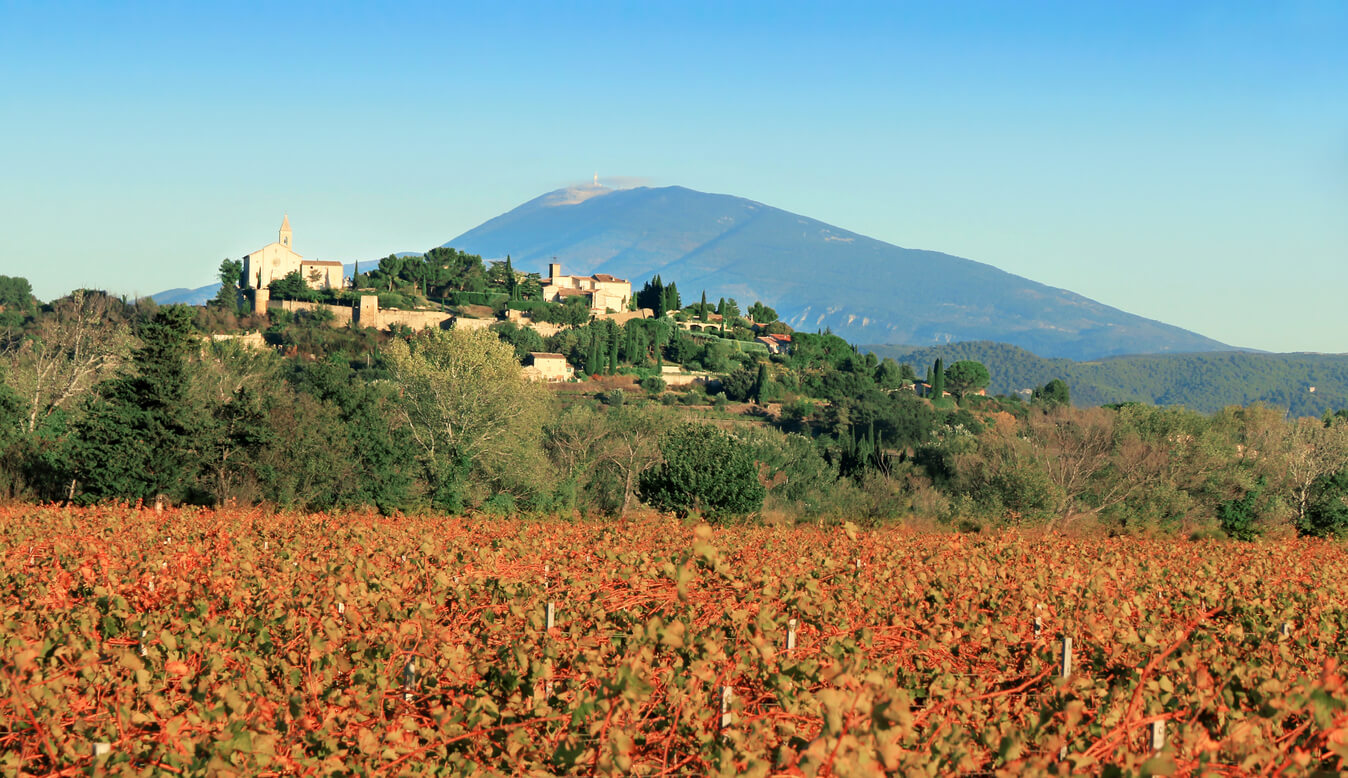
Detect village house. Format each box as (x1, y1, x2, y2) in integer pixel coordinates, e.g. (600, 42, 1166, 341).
(755, 333, 792, 355)
(540, 261, 631, 312)
(241, 215, 344, 291)
(522, 352, 575, 383)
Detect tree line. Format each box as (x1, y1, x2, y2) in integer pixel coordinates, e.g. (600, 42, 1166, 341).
(3, 273, 1347, 538)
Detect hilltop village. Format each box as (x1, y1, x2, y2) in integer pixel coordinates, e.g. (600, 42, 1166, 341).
(228, 216, 801, 386)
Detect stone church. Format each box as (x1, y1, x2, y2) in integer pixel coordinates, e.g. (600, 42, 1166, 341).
(241, 215, 344, 290)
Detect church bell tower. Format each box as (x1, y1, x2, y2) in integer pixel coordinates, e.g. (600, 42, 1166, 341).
(279, 214, 292, 248)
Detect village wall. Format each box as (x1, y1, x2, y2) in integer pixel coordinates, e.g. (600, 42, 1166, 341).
(268, 299, 354, 325)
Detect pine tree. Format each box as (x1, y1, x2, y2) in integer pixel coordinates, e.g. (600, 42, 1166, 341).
(65, 306, 200, 503)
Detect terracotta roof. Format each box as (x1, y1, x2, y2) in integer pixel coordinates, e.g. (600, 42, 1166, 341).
(529, 352, 567, 361)
(557, 288, 592, 297)
(301, 260, 343, 267)
(591, 273, 627, 283)
(769, 333, 792, 342)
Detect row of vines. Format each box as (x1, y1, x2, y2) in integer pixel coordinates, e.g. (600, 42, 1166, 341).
(1, 506, 1346, 775)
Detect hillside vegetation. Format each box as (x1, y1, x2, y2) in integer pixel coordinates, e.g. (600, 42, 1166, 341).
(866, 342, 1348, 417)
(6, 268, 1348, 539)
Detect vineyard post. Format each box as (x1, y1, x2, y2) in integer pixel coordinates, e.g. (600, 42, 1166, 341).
(1151, 720, 1165, 752)
(1034, 604, 1043, 638)
(337, 602, 345, 616)
(1281, 621, 1291, 637)
(93, 742, 111, 757)
(1061, 637, 1073, 678)
(720, 686, 733, 732)
(787, 618, 798, 654)
(403, 659, 417, 701)
(546, 602, 556, 630)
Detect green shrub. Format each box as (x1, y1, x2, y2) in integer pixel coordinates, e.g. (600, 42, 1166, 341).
(480, 492, 517, 516)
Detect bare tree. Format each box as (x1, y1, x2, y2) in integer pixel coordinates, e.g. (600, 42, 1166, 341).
(1280, 417, 1348, 527)
(597, 404, 673, 513)
(4, 291, 135, 433)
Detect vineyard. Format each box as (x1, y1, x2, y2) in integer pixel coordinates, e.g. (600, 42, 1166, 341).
(1, 507, 1346, 775)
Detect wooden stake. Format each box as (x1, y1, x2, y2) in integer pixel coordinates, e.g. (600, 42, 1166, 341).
(786, 618, 797, 654)
(1061, 637, 1073, 679)
(719, 686, 733, 731)
(93, 742, 111, 757)
(337, 602, 345, 616)
(1151, 720, 1165, 752)
(546, 602, 555, 630)
(403, 659, 417, 701)
(1281, 621, 1291, 637)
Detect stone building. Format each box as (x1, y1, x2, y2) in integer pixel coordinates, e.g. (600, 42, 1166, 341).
(540, 261, 630, 312)
(522, 352, 575, 382)
(241, 215, 344, 291)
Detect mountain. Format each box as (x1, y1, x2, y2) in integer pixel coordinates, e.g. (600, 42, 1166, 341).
(865, 341, 1348, 417)
(152, 284, 219, 306)
(445, 184, 1231, 360)
(150, 263, 359, 306)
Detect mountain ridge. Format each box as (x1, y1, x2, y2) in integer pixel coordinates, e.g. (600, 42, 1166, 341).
(444, 185, 1231, 360)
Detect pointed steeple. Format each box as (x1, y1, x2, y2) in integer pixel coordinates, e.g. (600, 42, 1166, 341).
(279, 214, 293, 248)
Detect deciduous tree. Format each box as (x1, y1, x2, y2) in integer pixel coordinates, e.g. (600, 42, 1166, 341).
(639, 423, 765, 520)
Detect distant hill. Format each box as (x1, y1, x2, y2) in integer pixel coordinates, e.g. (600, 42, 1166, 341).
(151, 284, 219, 306)
(865, 341, 1348, 417)
(150, 263, 358, 306)
(445, 184, 1232, 360)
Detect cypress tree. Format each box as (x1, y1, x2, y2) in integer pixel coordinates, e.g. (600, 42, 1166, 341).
(607, 333, 619, 374)
(932, 358, 945, 398)
(700, 291, 708, 322)
(585, 329, 601, 375)
(753, 362, 769, 404)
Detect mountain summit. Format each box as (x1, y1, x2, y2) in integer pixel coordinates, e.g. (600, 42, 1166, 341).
(445, 185, 1228, 360)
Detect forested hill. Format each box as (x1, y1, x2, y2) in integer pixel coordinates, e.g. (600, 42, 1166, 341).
(864, 341, 1348, 417)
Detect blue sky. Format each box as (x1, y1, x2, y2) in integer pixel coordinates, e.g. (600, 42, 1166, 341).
(1, 1, 1344, 352)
